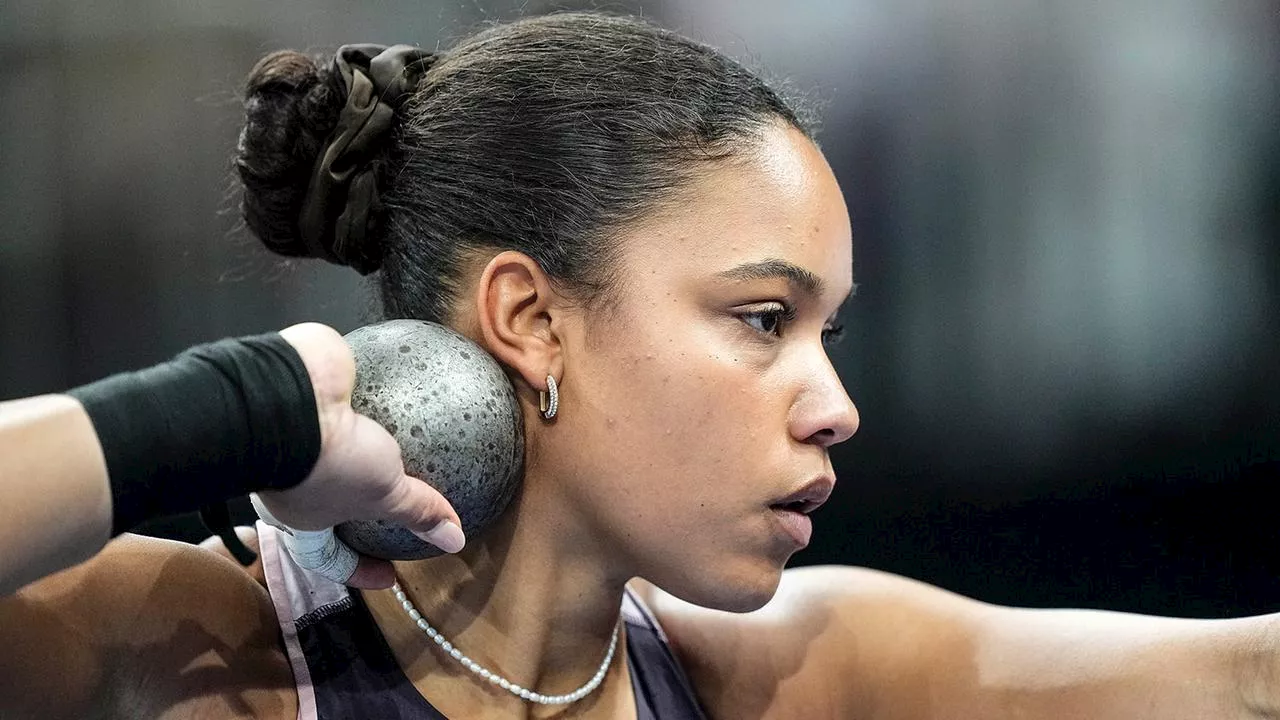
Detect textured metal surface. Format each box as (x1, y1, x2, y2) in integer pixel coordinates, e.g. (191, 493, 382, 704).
(336, 320, 524, 559)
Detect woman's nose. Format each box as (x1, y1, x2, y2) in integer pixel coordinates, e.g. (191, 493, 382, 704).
(792, 360, 860, 448)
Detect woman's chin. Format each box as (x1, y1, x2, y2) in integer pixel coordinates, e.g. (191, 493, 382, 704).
(679, 567, 784, 613)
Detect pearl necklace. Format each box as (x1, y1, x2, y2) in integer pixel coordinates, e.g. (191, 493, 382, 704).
(391, 582, 621, 705)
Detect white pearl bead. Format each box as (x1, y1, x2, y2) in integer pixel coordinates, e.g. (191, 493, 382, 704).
(390, 574, 621, 706)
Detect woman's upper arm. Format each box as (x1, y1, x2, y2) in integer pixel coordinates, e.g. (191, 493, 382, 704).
(651, 565, 1261, 720)
(0, 533, 293, 720)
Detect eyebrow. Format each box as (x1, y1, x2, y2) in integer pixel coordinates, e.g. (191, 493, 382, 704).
(715, 258, 856, 305)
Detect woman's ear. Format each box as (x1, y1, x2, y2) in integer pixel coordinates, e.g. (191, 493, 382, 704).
(472, 251, 565, 393)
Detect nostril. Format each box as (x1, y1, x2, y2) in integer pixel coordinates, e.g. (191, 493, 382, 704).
(809, 427, 842, 447)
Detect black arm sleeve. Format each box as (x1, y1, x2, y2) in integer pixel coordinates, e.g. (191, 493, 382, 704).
(66, 333, 323, 537)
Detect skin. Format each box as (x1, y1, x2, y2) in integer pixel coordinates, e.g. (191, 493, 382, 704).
(347, 120, 857, 718)
(4, 121, 1280, 719)
(0, 323, 463, 596)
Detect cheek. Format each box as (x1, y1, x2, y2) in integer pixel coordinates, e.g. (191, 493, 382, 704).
(581, 333, 774, 500)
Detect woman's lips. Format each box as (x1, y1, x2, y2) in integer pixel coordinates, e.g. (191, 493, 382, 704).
(769, 506, 813, 548)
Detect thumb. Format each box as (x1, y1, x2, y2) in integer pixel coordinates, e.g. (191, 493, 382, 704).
(380, 473, 467, 554)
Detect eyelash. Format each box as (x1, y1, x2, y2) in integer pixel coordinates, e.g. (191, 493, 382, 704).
(740, 303, 846, 347)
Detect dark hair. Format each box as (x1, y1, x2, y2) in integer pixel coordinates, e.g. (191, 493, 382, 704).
(235, 12, 812, 323)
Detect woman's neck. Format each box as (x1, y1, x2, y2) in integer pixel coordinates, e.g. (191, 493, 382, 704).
(361, 482, 636, 711)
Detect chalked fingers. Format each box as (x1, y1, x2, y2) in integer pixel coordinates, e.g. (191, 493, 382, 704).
(251, 493, 398, 587)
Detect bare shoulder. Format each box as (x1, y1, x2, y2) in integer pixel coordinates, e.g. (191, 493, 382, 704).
(631, 566, 993, 720)
(198, 525, 267, 588)
(0, 532, 295, 719)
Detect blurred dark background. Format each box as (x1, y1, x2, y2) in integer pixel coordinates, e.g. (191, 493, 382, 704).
(1, 0, 1277, 617)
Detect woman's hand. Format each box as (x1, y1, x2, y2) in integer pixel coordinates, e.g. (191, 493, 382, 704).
(254, 323, 465, 588)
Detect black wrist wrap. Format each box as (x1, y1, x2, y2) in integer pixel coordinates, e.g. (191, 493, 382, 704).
(67, 333, 322, 537)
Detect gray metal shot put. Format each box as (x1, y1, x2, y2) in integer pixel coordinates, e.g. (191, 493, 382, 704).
(335, 320, 524, 560)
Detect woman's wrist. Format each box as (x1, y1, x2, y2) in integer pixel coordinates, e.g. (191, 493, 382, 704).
(66, 332, 323, 536)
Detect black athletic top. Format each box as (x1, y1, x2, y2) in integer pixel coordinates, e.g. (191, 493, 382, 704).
(258, 521, 710, 719)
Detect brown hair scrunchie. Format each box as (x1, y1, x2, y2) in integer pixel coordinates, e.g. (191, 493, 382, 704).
(297, 44, 436, 275)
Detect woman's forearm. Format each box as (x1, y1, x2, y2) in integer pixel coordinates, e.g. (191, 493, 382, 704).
(972, 605, 1280, 720)
(1231, 614, 1280, 719)
(0, 395, 113, 591)
(0, 394, 113, 595)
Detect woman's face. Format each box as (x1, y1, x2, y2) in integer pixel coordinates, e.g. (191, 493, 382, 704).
(540, 122, 859, 612)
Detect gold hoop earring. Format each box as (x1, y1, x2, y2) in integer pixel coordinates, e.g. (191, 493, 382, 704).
(539, 374, 559, 420)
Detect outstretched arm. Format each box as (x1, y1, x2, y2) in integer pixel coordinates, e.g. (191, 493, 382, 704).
(645, 565, 1276, 719)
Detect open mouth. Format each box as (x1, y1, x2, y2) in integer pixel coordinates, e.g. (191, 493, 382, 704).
(770, 475, 835, 516)
(770, 498, 821, 515)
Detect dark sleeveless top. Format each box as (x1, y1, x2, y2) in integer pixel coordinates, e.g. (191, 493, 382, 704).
(258, 522, 709, 719)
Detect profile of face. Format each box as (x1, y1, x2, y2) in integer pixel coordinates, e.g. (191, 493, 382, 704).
(507, 122, 859, 613)
(234, 13, 859, 614)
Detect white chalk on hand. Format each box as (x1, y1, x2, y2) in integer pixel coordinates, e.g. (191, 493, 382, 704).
(250, 493, 359, 584)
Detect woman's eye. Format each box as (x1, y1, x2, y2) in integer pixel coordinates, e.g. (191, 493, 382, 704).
(742, 309, 785, 336)
(740, 304, 795, 338)
(742, 303, 849, 345)
(739, 305, 845, 346)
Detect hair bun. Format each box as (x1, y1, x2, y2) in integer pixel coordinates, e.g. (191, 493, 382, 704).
(235, 50, 345, 264)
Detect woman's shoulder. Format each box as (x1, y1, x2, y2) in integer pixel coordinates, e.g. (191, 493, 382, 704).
(0, 532, 295, 719)
(630, 566, 976, 720)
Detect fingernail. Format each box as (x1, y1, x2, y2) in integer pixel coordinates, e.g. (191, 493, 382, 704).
(417, 520, 466, 553)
